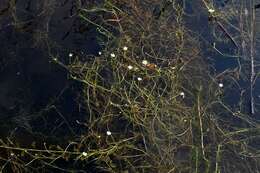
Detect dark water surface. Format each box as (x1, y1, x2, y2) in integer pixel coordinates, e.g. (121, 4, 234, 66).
(0, 0, 259, 171)
(0, 0, 99, 142)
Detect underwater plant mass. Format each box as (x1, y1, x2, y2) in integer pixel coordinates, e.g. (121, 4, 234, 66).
(0, 0, 260, 172)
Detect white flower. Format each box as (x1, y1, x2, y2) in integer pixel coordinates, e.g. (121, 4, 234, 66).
(82, 152, 87, 156)
(180, 92, 185, 98)
(123, 46, 128, 51)
(142, 60, 148, 65)
(110, 53, 116, 58)
(208, 9, 215, 13)
(128, 65, 133, 70)
(218, 83, 224, 88)
(137, 77, 142, 81)
(106, 131, 112, 136)
(98, 51, 102, 55)
(69, 53, 73, 57)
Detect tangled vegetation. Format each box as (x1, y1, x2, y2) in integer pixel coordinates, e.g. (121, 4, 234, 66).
(0, 0, 260, 172)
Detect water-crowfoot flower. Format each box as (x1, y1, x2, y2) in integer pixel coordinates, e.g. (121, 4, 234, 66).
(128, 65, 133, 70)
(123, 46, 128, 51)
(180, 92, 185, 98)
(106, 131, 112, 136)
(142, 60, 148, 65)
(208, 9, 215, 13)
(82, 152, 87, 157)
(98, 51, 102, 55)
(137, 77, 142, 81)
(69, 53, 73, 57)
(110, 53, 116, 58)
(218, 83, 224, 88)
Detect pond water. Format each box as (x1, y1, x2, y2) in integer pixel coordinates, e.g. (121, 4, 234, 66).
(0, 0, 259, 172)
(185, 0, 260, 115)
(0, 0, 97, 139)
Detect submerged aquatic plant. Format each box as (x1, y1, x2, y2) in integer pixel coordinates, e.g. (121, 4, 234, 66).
(0, 0, 259, 173)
